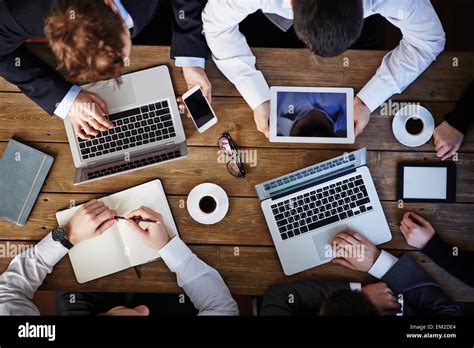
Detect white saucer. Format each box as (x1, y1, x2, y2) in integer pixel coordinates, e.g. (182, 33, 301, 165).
(392, 105, 434, 147)
(187, 183, 229, 225)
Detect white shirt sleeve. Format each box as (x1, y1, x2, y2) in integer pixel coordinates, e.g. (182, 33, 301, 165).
(159, 237, 239, 316)
(349, 282, 362, 291)
(0, 233, 68, 315)
(202, 0, 271, 110)
(53, 85, 81, 119)
(357, 0, 446, 112)
(368, 250, 399, 279)
(175, 57, 206, 70)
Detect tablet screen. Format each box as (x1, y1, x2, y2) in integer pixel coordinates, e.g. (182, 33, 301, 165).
(403, 167, 448, 199)
(276, 91, 348, 138)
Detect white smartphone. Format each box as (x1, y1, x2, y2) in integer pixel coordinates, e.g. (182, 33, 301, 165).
(182, 85, 218, 133)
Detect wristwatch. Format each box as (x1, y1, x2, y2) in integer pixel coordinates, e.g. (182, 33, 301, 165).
(51, 227, 74, 249)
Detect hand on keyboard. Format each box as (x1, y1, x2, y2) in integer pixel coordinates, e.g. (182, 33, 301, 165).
(331, 231, 380, 272)
(68, 90, 113, 140)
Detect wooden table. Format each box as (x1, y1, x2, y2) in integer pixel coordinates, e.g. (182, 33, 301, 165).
(1, 44, 473, 302)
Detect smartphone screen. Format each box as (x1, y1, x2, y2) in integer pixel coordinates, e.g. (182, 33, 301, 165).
(184, 88, 215, 129)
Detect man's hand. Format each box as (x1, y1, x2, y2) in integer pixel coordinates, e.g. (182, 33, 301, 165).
(354, 96, 371, 137)
(434, 121, 464, 160)
(331, 231, 380, 272)
(362, 282, 401, 315)
(178, 66, 212, 116)
(400, 211, 436, 249)
(126, 206, 171, 251)
(64, 199, 117, 245)
(68, 90, 113, 140)
(254, 101, 270, 138)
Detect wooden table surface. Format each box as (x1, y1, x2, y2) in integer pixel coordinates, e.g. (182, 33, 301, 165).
(0, 44, 473, 301)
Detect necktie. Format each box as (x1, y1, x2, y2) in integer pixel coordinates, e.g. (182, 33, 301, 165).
(263, 12, 294, 32)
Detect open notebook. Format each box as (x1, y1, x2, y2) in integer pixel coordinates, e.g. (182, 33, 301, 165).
(55, 179, 178, 284)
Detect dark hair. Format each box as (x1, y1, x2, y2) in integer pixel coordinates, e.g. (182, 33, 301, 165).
(290, 109, 334, 137)
(293, 0, 364, 57)
(45, 0, 125, 84)
(320, 290, 379, 316)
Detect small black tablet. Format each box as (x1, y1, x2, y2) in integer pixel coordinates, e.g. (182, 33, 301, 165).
(397, 162, 456, 203)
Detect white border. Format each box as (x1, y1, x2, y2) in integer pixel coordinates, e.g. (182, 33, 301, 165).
(269, 86, 355, 144)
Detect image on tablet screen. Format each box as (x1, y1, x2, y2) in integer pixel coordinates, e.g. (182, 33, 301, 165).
(276, 91, 348, 138)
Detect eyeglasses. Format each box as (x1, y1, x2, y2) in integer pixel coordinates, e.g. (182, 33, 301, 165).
(218, 133, 246, 178)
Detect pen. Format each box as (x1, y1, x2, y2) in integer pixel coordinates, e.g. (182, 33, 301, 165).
(114, 216, 159, 223)
(134, 266, 142, 279)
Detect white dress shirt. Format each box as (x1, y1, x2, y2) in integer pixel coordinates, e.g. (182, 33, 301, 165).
(202, 0, 446, 112)
(0, 233, 239, 316)
(349, 250, 399, 291)
(53, 0, 205, 119)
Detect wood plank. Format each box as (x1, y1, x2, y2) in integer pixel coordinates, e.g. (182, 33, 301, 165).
(0, 193, 473, 252)
(1, 45, 472, 102)
(0, 242, 471, 301)
(0, 142, 472, 202)
(1, 92, 473, 153)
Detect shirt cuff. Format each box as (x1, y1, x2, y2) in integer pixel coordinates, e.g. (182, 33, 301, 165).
(357, 75, 398, 113)
(35, 232, 68, 267)
(158, 236, 193, 272)
(53, 85, 81, 119)
(238, 74, 271, 110)
(175, 57, 206, 70)
(368, 250, 399, 279)
(349, 282, 362, 292)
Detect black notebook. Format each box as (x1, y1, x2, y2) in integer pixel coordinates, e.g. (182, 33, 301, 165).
(0, 139, 54, 226)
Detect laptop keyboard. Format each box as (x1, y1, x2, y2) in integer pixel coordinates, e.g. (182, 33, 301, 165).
(271, 174, 373, 241)
(78, 99, 176, 160)
(263, 153, 356, 192)
(86, 150, 181, 180)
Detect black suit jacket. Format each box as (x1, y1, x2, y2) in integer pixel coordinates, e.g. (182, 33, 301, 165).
(260, 280, 349, 315)
(421, 234, 474, 287)
(0, 0, 207, 115)
(260, 254, 459, 316)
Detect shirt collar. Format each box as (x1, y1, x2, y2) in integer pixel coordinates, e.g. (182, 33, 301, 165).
(113, 0, 134, 29)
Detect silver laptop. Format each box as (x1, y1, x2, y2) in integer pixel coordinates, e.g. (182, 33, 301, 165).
(256, 148, 392, 275)
(64, 66, 187, 185)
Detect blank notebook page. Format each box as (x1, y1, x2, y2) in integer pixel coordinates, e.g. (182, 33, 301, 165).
(55, 180, 178, 283)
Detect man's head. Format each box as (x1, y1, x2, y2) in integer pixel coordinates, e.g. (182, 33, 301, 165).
(290, 108, 334, 137)
(319, 289, 379, 316)
(293, 0, 364, 57)
(45, 0, 132, 84)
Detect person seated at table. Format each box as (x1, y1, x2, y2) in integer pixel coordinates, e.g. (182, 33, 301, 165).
(261, 279, 396, 316)
(202, 0, 446, 138)
(434, 81, 473, 160)
(277, 91, 348, 138)
(261, 231, 460, 315)
(0, 201, 239, 316)
(400, 211, 474, 287)
(329, 231, 459, 315)
(0, 0, 211, 140)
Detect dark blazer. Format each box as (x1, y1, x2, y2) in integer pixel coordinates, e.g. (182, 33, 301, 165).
(0, 0, 207, 115)
(421, 234, 474, 287)
(381, 254, 459, 315)
(260, 254, 459, 316)
(260, 280, 349, 315)
(444, 80, 473, 135)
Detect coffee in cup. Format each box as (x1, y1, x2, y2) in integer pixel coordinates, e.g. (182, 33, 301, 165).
(405, 116, 424, 135)
(199, 195, 217, 214)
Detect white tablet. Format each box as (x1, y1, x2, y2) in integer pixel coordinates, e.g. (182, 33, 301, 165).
(269, 86, 355, 144)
